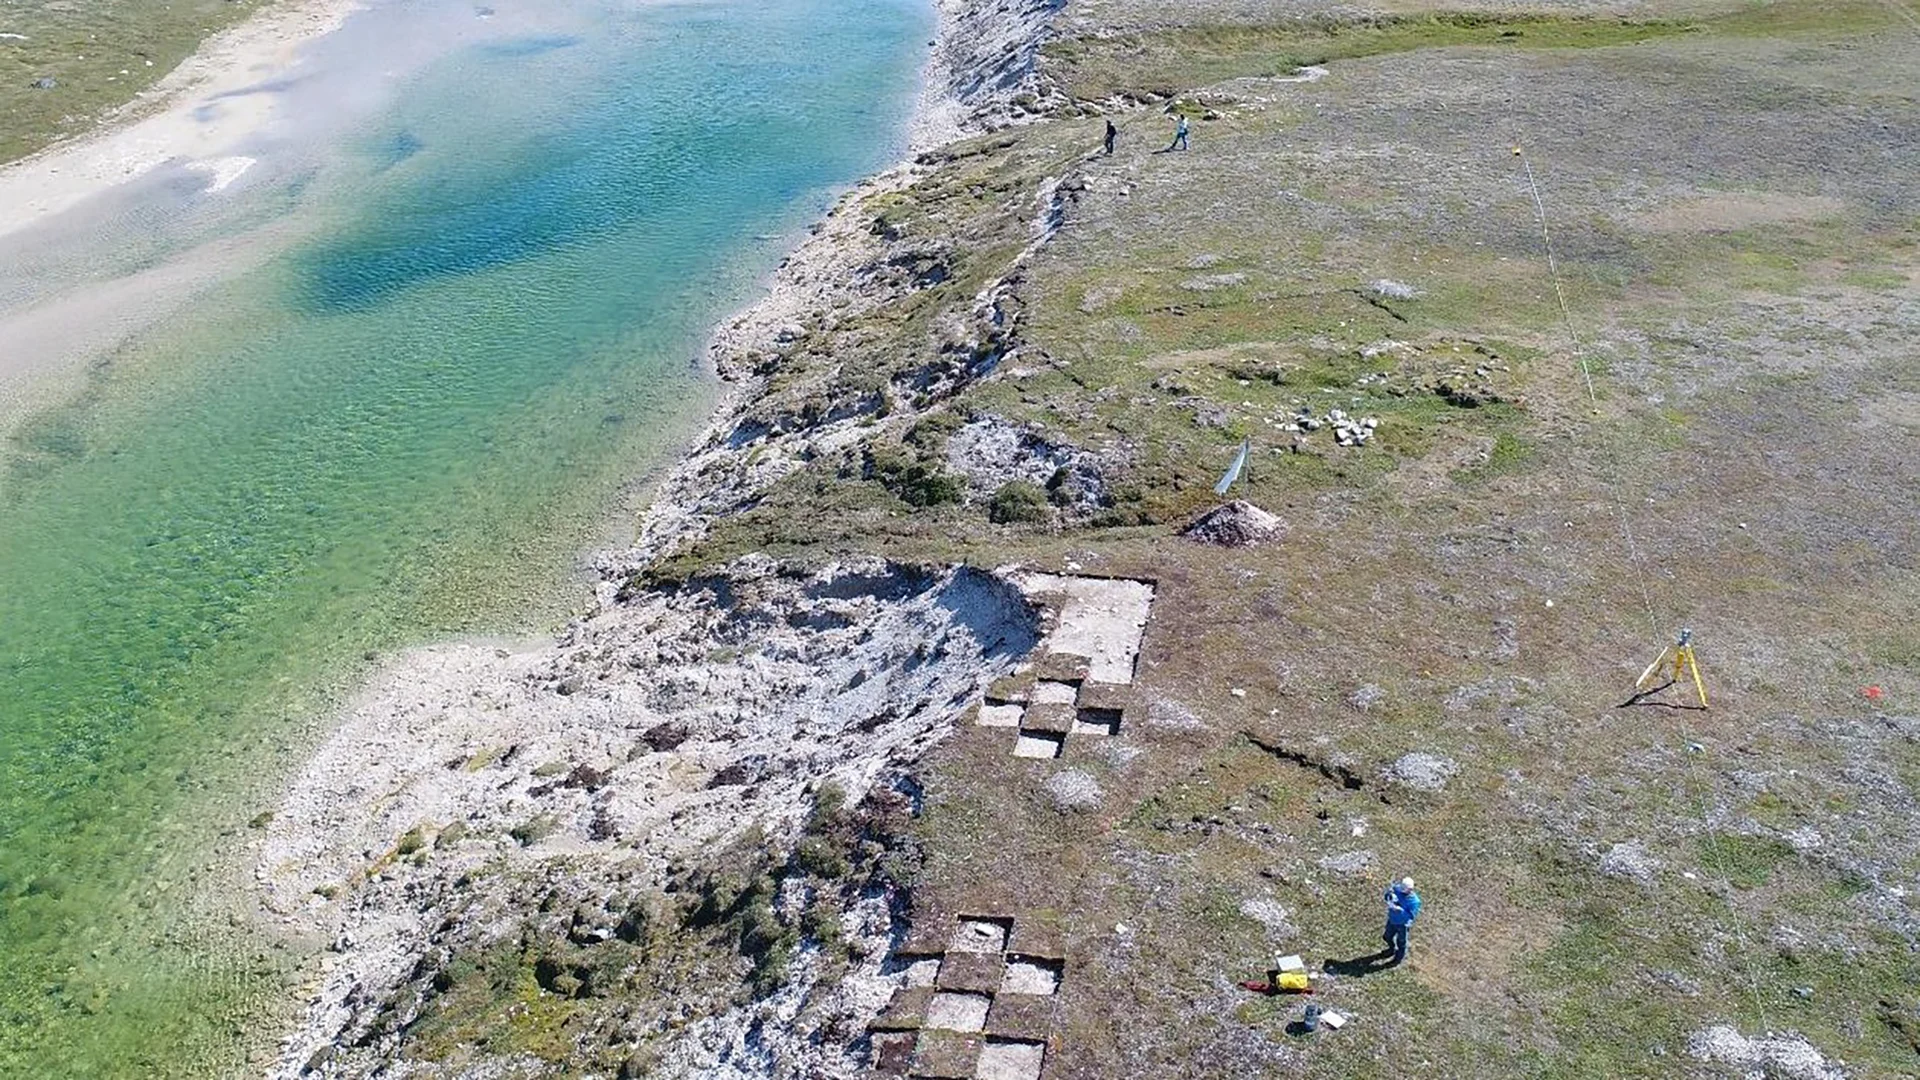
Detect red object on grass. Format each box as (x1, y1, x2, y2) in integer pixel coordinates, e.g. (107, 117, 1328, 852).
(1864, 686, 1885, 701)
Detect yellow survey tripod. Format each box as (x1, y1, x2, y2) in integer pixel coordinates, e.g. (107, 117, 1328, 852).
(1632, 629, 1709, 710)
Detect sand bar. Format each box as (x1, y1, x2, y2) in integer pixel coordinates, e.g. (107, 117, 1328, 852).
(0, 0, 365, 242)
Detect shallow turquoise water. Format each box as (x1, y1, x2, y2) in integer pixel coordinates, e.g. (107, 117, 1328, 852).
(0, 0, 929, 1073)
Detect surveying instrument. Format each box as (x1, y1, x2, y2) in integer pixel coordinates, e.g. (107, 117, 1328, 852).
(1634, 629, 1709, 710)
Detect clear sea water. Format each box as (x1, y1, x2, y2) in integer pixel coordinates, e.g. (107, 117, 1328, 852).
(0, 0, 930, 1073)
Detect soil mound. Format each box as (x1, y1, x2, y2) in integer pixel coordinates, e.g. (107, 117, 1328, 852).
(1181, 500, 1283, 546)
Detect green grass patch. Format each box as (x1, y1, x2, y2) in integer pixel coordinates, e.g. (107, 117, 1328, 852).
(1043, 13, 1701, 101)
(0, 0, 274, 164)
(1700, 832, 1796, 889)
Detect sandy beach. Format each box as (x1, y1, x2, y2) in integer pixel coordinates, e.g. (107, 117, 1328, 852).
(0, 0, 364, 242)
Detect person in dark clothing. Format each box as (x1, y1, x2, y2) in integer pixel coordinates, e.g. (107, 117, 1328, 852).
(1103, 119, 1117, 155)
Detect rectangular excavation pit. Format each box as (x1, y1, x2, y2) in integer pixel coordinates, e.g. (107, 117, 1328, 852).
(949, 916, 1013, 954)
(1071, 706, 1122, 736)
(975, 703, 1026, 728)
(1017, 573, 1156, 685)
(924, 991, 992, 1033)
(1028, 679, 1079, 705)
(1012, 731, 1065, 759)
(975, 1037, 1046, 1080)
(1000, 956, 1063, 996)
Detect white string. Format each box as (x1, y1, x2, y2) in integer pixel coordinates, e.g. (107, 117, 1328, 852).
(1513, 141, 1772, 1033)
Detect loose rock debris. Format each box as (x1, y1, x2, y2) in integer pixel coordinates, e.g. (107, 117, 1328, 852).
(1599, 840, 1661, 885)
(1687, 1025, 1847, 1080)
(1042, 767, 1102, 811)
(1382, 752, 1459, 793)
(1283, 405, 1378, 447)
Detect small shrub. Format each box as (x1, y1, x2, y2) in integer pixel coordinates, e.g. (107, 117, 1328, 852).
(989, 481, 1050, 524)
(867, 443, 964, 507)
(395, 826, 428, 857)
(510, 815, 559, 847)
(794, 836, 851, 880)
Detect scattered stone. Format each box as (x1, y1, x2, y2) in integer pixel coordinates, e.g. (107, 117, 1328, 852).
(1783, 826, 1823, 853)
(1599, 841, 1661, 885)
(1042, 768, 1102, 811)
(1146, 699, 1204, 731)
(1383, 752, 1459, 793)
(1687, 1025, 1845, 1080)
(1001, 958, 1062, 996)
(1367, 279, 1420, 300)
(29, 76, 56, 90)
(1317, 850, 1376, 876)
(1347, 684, 1386, 712)
(1181, 500, 1284, 546)
(1180, 272, 1247, 291)
(1238, 897, 1295, 940)
(952, 919, 1011, 953)
(638, 721, 690, 752)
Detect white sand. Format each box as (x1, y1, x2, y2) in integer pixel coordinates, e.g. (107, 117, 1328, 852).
(0, 0, 365, 241)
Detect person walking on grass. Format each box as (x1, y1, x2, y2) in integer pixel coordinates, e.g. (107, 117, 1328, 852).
(1167, 113, 1189, 152)
(1104, 118, 1117, 155)
(1382, 876, 1421, 964)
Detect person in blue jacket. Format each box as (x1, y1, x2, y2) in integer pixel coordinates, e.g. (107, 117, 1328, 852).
(1382, 877, 1421, 964)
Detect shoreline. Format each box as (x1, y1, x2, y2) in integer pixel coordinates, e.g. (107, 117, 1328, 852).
(0, 0, 365, 243)
(257, 0, 1066, 1073)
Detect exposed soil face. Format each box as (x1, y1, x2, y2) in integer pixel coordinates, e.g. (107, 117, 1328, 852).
(267, 559, 1040, 1077)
